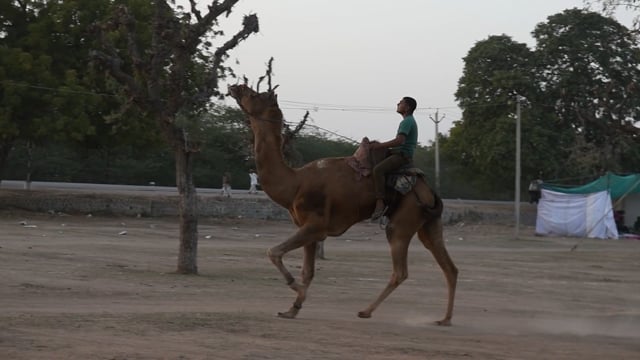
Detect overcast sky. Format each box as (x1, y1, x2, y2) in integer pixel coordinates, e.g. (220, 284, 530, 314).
(189, 0, 635, 146)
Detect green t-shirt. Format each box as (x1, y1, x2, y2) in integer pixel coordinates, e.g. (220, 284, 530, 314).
(391, 114, 418, 158)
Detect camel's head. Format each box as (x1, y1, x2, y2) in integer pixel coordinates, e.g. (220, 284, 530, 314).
(228, 84, 283, 124)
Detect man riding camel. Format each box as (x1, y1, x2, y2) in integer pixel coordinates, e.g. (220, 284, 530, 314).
(369, 96, 418, 220)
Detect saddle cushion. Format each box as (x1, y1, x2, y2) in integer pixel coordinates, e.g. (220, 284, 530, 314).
(345, 139, 372, 179)
(345, 140, 425, 192)
(386, 168, 425, 194)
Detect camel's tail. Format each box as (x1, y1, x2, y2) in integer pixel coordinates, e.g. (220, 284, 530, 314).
(421, 190, 443, 219)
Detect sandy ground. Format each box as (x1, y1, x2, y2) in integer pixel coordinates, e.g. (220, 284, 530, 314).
(1, 211, 639, 360)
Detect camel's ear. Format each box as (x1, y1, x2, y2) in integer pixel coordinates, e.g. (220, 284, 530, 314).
(260, 91, 277, 103)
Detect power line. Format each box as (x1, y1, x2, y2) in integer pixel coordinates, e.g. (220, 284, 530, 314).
(7, 78, 566, 132)
(302, 122, 360, 144)
(1, 80, 118, 97)
(2, 79, 605, 115)
(280, 99, 461, 113)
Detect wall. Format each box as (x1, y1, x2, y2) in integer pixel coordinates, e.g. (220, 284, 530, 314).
(0, 190, 537, 226)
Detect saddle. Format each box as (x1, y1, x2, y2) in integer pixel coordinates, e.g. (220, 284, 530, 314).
(365, 144, 422, 194)
(345, 139, 442, 218)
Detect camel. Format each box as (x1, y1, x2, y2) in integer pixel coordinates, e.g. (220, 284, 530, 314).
(228, 84, 458, 325)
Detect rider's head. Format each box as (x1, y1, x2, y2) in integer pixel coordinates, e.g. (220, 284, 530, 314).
(397, 96, 417, 115)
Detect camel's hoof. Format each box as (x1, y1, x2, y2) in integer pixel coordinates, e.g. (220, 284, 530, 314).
(435, 319, 452, 326)
(277, 311, 297, 319)
(357, 311, 372, 319)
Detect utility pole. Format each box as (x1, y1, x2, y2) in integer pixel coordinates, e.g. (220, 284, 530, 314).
(515, 97, 522, 238)
(429, 110, 445, 191)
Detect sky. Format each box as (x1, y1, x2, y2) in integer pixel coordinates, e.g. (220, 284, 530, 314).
(185, 0, 635, 146)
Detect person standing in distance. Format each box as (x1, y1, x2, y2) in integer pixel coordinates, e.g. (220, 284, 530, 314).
(221, 172, 232, 198)
(369, 96, 418, 220)
(248, 169, 259, 194)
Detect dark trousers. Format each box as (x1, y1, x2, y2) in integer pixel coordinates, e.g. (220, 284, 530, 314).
(529, 190, 541, 204)
(372, 153, 410, 199)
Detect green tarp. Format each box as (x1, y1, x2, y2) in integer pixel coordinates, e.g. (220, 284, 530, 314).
(543, 172, 640, 199)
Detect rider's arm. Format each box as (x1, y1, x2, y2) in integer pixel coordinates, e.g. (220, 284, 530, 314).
(371, 134, 406, 149)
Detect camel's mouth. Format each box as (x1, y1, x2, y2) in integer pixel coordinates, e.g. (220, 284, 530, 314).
(227, 84, 281, 120)
(227, 84, 242, 100)
(227, 84, 257, 101)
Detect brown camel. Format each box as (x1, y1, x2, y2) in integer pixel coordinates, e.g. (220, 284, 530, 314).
(228, 84, 458, 325)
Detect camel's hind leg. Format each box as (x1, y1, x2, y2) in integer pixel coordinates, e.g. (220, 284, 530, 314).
(357, 233, 411, 319)
(417, 217, 458, 326)
(268, 225, 325, 319)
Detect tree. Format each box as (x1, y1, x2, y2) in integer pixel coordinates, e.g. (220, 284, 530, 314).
(0, 0, 158, 185)
(533, 9, 640, 175)
(448, 35, 564, 197)
(0, 1, 51, 182)
(92, 1, 259, 274)
(450, 11, 640, 197)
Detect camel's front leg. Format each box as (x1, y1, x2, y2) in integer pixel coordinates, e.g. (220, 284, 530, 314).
(275, 242, 317, 319)
(358, 237, 410, 318)
(267, 225, 325, 319)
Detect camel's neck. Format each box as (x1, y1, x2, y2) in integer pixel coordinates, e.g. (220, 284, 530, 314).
(253, 125, 298, 208)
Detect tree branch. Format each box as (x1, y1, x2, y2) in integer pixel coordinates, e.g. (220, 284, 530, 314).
(188, 0, 202, 22)
(91, 6, 147, 107)
(257, 57, 277, 93)
(91, 50, 146, 107)
(186, 0, 240, 50)
(202, 13, 259, 98)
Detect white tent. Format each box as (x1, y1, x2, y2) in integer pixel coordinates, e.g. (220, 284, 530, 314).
(535, 189, 619, 239)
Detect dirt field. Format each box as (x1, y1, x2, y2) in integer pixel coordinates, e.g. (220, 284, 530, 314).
(1, 211, 639, 360)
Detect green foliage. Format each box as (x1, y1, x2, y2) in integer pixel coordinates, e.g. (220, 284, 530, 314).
(448, 9, 640, 199)
(449, 35, 563, 194)
(6, 140, 174, 184)
(533, 8, 640, 175)
(0, 0, 159, 180)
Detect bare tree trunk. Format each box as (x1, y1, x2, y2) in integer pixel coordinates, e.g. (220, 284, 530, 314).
(25, 141, 33, 190)
(175, 147, 198, 274)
